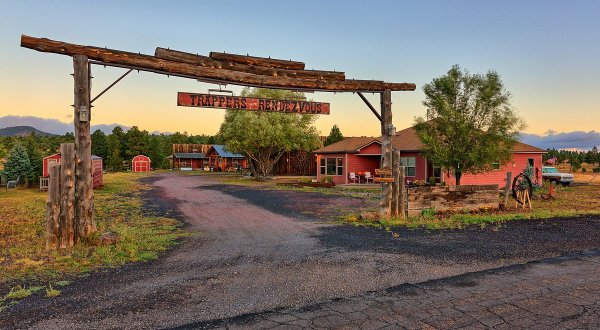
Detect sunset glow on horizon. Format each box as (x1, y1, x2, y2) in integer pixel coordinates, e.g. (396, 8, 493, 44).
(1, 1, 599, 140)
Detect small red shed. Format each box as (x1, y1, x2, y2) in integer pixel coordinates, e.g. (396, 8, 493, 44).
(42, 153, 103, 189)
(132, 155, 151, 173)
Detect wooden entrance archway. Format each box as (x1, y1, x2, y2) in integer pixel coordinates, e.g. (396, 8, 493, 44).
(21, 35, 415, 247)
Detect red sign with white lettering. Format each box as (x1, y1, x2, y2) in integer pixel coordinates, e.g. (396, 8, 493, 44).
(177, 92, 330, 115)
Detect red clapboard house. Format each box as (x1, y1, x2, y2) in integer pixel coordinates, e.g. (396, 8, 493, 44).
(314, 124, 546, 186)
(42, 153, 103, 189)
(132, 155, 151, 173)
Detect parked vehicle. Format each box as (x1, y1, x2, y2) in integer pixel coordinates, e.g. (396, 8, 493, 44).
(542, 166, 574, 186)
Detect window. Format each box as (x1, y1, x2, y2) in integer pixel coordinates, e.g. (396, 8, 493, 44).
(320, 157, 343, 176)
(400, 157, 416, 177)
(528, 158, 535, 168)
(492, 162, 501, 170)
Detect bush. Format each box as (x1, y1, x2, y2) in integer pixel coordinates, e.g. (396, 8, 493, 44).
(428, 176, 436, 186)
(319, 176, 333, 184)
(420, 207, 435, 217)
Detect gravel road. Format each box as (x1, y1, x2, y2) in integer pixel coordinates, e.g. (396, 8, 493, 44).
(2, 173, 600, 329)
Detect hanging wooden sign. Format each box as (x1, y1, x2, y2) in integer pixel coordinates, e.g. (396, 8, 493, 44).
(374, 177, 395, 183)
(375, 168, 392, 176)
(177, 92, 330, 115)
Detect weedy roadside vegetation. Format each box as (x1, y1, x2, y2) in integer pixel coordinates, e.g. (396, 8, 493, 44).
(0, 172, 186, 309)
(343, 179, 600, 230)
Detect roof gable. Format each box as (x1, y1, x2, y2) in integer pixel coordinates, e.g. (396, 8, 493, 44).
(209, 145, 245, 158)
(315, 123, 545, 154)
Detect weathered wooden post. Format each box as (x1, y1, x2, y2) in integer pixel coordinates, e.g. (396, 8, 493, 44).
(45, 164, 61, 250)
(59, 143, 75, 248)
(380, 89, 393, 216)
(503, 172, 512, 208)
(73, 55, 96, 240)
(399, 165, 406, 217)
(391, 150, 401, 216)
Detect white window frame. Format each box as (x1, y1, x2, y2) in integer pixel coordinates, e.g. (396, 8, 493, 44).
(400, 157, 416, 177)
(320, 157, 343, 176)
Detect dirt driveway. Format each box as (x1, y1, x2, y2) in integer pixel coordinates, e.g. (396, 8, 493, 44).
(2, 173, 600, 329)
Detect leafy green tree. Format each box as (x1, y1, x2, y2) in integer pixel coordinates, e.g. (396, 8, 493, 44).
(415, 65, 525, 185)
(219, 87, 321, 178)
(569, 154, 582, 172)
(2, 143, 32, 184)
(324, 124, 344, 146)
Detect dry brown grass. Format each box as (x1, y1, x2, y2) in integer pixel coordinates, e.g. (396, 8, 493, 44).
(0, 172, 185, 286)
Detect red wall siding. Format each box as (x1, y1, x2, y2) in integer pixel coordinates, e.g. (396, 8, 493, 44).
(42, 153, 61, 177)
(316, 153, 347, 185)
(358, 142, 382, 155)
(92, 159, 103, 188)
(316, 153, 381, 185)
(445, 153, 544, 186)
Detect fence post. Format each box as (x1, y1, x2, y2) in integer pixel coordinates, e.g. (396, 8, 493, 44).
(391, 150, 401, 216)
(399, 166, 406, 218)
(59, 143, 76, 248)
(503, 172, 512, 208)
(45, 164, 61, 250)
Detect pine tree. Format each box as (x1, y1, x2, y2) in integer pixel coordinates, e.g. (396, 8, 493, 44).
(106, 126, 125, 171)
(91, 129, 108, 161)
(23, 134, 43, 185)
(2, 143, 32, 185)
(324, 124, 344, 146)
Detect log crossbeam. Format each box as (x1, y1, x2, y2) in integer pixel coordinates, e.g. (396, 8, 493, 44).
(21, 35, 416, 93)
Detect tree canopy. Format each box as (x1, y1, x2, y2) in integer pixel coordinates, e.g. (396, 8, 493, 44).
(219, 87, 321, 178)
(324, 124, 344, 146)
(415, 65, 525, 185)
(2, 143, 32, 184)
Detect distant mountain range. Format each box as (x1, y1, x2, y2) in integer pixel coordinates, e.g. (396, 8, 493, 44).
(0, 126, 56, 137)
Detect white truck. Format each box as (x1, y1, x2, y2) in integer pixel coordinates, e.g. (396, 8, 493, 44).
(542, 166, 574, 186)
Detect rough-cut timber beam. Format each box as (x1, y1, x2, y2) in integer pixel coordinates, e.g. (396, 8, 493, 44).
(21, 35, 416, 92)
(210, 51, 305, 70)
(156, 47, 345, 81)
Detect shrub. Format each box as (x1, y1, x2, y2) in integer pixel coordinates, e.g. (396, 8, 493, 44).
(319, 176, 333, 184)
(428, 176, 436, 186)
(420, 207, 435, 217)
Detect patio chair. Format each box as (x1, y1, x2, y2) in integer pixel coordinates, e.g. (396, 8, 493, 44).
(349, 172, 358, 184)
(364, 172, 374, 183)
(7, 176, 20, 190)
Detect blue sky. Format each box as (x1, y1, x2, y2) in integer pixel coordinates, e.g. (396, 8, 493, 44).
(1, 1, 599, 148)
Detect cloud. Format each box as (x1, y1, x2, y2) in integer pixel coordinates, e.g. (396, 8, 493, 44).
(0, 115, 130, 135)
(520, 130, 600, 151)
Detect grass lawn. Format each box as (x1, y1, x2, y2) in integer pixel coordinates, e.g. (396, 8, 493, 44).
(216, 172, 600, 229)
(348, 173, 600, 230)
(0, 172, 185, 310)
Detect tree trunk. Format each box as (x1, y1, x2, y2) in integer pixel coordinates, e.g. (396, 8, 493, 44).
(455, 170, 462, 186)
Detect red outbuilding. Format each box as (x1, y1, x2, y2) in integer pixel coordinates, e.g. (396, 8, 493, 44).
(42, 153, 103, 189)
(132, 155, 151, 172)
